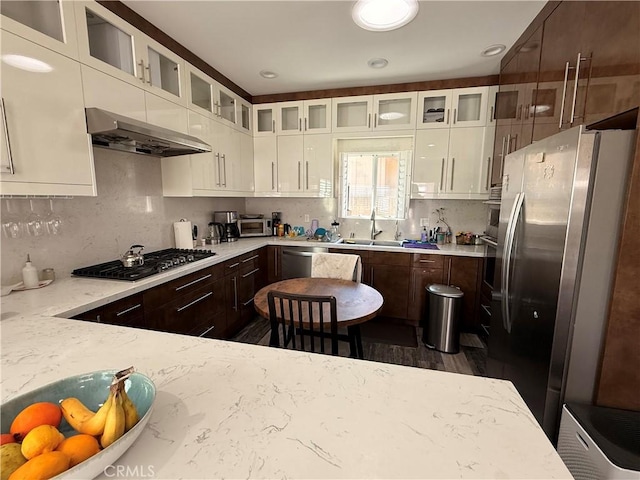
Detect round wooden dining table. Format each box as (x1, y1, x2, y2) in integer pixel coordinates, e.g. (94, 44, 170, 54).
(253, 277, 384, 358)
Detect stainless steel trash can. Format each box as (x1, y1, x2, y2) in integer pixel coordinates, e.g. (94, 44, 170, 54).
(423, 284, 464, 353)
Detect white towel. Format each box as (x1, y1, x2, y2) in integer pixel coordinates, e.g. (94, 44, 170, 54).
(311, 253, 362, 282)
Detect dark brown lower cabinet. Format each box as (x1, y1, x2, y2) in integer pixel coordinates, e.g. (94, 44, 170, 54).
(368, 252, 411, 320)
(267, 246, 281, 284)
(224, 248, 266, 337)
(444, 256, 482, 332)
(73, 293, 145, 329)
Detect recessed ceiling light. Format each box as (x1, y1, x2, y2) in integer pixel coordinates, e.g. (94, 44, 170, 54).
(2, 54, 53, 73)
(480, 44, 506, 57)
(367, 58, 388, 69)
(259, 70, 278, 79)
(352, 0, 419, 32)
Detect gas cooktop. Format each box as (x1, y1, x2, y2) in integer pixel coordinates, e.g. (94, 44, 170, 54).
(72, 248, 216, 281)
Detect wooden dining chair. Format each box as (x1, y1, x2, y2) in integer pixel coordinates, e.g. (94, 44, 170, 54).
(267, 290, 343, 356)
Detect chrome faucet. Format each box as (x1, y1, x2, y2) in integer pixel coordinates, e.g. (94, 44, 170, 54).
(394, 220, 402, 241)
(370, 209, 382, 240)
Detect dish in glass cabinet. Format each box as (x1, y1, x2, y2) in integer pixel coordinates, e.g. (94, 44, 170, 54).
(0, 370, 155, 480)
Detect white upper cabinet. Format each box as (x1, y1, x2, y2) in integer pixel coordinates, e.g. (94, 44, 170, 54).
(214, 84, 237, 126)
(417, 87, 490, 129)
(238, 98, 252, 134)
(75, 2, 186, 106)
(1, 0, 79, 58)
(332, 93, 416, 132)
(0, 30, 95, 196)
(412, 126, 491, 199)
(253, 104, 278, 137)
(253, 137, 278, 194)
(304, 99, 331, 134)
(187, 67, 214, 116)
(277, 101, 303, 135)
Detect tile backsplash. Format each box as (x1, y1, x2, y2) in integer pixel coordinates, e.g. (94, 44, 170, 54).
(0, 150, 243, 284)
(1, 149, 488, 284)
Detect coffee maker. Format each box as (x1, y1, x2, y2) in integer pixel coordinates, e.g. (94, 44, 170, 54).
(213, 211, 240, 242)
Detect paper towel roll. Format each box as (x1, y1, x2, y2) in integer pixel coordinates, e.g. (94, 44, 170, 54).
(174, 220, 193, 249)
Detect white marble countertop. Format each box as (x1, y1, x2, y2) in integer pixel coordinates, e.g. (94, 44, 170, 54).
(0, 315, 571, 479)
(1, 237, 485, 322)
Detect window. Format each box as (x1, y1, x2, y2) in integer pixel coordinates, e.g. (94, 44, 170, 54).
(340, 151, 410, 219)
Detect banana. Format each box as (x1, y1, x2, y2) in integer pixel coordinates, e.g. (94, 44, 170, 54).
(60, 392, 113, 436)
(120, 388, 139, 432)
(100, 390, 125, 449)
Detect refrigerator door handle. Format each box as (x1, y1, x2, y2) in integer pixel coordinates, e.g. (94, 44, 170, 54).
(502, 192, 525, 333)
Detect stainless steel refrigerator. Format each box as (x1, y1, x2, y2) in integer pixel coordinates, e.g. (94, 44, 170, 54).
(488, 125, 636, 441)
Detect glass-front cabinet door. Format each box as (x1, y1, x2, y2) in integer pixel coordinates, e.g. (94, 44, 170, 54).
(75, 2, 185, 105)
(417, 90, 452, 129)
(332, 96, 373, 132)
(451, 86, 489, 128)
(373, 92, 417, 131)
(188, 68, 214, 115)
(1, 0, 79, 58)
(253, 104, 277, 137)
(303, 99, 331, 134)
(238, 99, 252, 133)
(214, 85, 237, 126)
(277, 101, 303, 135)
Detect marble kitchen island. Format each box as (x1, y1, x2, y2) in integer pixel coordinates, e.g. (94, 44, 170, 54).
(0, 314, 571, 479)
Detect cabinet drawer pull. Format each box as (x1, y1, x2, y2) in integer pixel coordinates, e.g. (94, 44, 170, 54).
(177, 291, 213, 312)
(298, 161, 301, 189)
(0, 98, 15, 174)
(306, 161, 309, 190)
(559, 60, 571, 128)
(227, 262, 240, 269)
(486, 156, 492, 190)
(570, 53, 588, 124)
(242, 254, 259, 263)
(524, 104, 530, 120)
(453, 108, 457, 124)
(221, 154, 227, 187)
(232, 277, 238, 311)
(516, 104, 522, 121)
(115, 303, 142, 317)
(272, 119, 275, 133)
(242, 267, 260, 278)
(450, 158, 455, 190)
(304, 117, 308, 131)
(419, 259, 436, 263)
(199, 325, 216, 337)
(144, 65, 151, 84)
(242, 297, 254, 307)
(445, 108, 450, 125)
(374, 113, 378, 128)
(137, 60, 145, 83)
(489, 105, 494, 122)
(299, 118, 302, 132)
(367, 113, 371, 128)
(271, 162, 276, 190)
(215, 153, 221, 186)
(175, 273, 212, 291)
(481, 304, 491, 316)
(439, 158, 445, 191)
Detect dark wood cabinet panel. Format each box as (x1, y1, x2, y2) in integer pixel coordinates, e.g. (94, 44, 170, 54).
(370, 264, 410, 320)
(369, 251, 411, 267)
(411, 253, 444, 269)
(143, 264, 223, 311)
(445, 256, 482, 331)
(146, 278, 226, 337)
(225, 249, 264, 336)
(408, 267, 444, 325)
(73, 293, 145, 329)
(267, 246, 281, 283)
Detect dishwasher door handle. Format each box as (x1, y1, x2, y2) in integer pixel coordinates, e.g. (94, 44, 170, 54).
(282, 250, 315, 257)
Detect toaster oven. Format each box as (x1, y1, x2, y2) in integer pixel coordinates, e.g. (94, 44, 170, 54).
(238, 218, 271, 237)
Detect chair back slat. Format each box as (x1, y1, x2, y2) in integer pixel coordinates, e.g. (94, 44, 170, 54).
(267, 290, 339, 356)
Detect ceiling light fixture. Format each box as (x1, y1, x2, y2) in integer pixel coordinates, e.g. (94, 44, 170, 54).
(480, 44, 506, 57)
(352, 0, 419, 32)
(259, 70, 278, 79)
(367, 58, 388, 69)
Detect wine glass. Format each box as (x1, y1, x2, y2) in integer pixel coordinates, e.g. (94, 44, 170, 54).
(45, 199, 63, 235)
(1, 199, 22, 238)
(24, 199, 46, 237)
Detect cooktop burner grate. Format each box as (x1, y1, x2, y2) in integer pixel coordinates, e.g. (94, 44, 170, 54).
(72, 248, 216, 281)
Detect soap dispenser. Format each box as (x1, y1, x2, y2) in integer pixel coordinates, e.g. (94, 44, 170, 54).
(22, 254, 39, 288)
(421, 227, 427, 243)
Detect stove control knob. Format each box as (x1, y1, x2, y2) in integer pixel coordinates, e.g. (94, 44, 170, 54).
(186, 254, 195, 262)
(178, 256, 186, 264)
(172, 257, 180, 265)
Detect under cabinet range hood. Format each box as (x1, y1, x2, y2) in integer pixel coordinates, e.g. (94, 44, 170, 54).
(85, 108, 211, 157)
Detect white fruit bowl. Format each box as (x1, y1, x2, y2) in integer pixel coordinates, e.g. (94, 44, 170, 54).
(0, 369, 156, 480)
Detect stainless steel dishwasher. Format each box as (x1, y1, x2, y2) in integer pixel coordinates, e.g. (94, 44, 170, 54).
(281, 246, 328, 279)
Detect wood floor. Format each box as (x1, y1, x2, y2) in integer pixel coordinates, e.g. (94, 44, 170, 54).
(230, 316, 487, 377)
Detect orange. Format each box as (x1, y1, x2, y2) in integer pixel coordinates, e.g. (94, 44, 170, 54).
(20, 425, 64, 460)
(8, 451, 70, 480)
(55, 434, 101, 467)
(10, 403, 62, 441)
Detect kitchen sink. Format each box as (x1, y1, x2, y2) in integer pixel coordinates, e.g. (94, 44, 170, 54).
(371, 240, 404, 247)
(341, 239, 373, 245)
